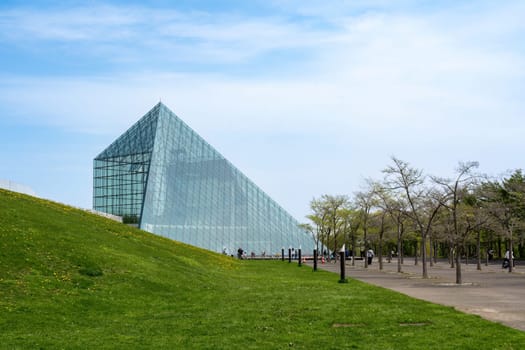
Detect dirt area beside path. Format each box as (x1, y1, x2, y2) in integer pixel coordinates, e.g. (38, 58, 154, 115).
(310, 258, 525, 332)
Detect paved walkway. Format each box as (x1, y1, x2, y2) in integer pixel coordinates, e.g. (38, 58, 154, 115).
(307, 258, 525, 332)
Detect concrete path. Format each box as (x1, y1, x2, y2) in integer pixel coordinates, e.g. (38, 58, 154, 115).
(307, 258, 525, 332)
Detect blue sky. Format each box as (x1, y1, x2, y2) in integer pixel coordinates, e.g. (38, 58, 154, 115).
(1, 0, 524, 220)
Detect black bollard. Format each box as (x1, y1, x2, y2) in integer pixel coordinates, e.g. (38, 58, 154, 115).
(338, 250, 348, 283)
(313, 249, 318, 271)
(281, 248, 285, 262)
(298, 248, 302, 267)
(288, 248, 292, 263)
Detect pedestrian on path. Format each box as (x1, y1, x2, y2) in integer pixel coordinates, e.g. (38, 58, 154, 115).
(367, 249, 375, 265)
(503, 249, 514, 268)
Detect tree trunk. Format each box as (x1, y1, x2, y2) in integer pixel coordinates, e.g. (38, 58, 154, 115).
(327, 232, 331, 263)
(400, 241, 404, 265)
(334, 217, 341, 264)
(476, 231, 482, 271)
(421, 236, 428, 279)
(334, 228, 338, 262)
(429, 235, 434, 267)
(455, 244, 462, 284)
(379, 236, 383, 270)
(397, 227, 402, 273)
(351, 235, 356, 266)
(450, 246, 455, 268)
(447, 244, 451, 266)
(414, 241, 418, 266)
(508, 228, 514, 273)
(364, 229, 368, 268)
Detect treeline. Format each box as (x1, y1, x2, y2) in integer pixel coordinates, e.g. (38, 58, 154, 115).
(302, 157, 525, 284)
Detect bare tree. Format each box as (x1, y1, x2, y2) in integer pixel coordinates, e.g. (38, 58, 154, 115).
(383, 157, 443, 279)
(432, 161, 481, 284)
(299, 222, 317, 255)
(308, 197, 330, 258)
(481, 170, 525, 273)
(354, 185, 377, 268)
(369, 209, 390, 270)
(324, 195, 349, 261)
(338, 207, 354, 261)
(346, 209, 361, 266)
(374, 182, 408, 273)
(307, 195, 349, 262)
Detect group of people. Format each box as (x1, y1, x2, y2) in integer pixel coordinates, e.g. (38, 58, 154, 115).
(362, 248, 517, 268)
(329, 247, 518, 268)
(323, 248, 376, 264)
(227, 246, 516, 268)
(236, 248, 247, 259)
(221, 247, 248, 259)
(222, 247, 266, 259)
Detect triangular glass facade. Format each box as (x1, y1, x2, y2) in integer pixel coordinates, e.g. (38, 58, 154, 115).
(94, 103, 313, 255)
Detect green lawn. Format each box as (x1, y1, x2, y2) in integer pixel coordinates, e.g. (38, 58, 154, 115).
(1, 188, 524, 349)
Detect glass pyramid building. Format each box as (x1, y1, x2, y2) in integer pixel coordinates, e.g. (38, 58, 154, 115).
(93, 103, 313, 255)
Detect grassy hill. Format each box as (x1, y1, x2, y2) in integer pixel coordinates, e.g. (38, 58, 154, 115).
(1, 189, 524, 349)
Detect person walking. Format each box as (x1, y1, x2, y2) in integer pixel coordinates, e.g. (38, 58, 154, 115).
(503, 249, 514, 268)
(367, 248, 375, 265)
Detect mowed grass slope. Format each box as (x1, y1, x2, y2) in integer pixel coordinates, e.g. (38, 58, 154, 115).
(1, 189, 524, 349)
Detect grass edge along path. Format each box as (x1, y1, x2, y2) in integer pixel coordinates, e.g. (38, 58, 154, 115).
(1, 189, 524, 349)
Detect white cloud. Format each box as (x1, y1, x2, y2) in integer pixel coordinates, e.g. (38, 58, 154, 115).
(1, 2, 523, 147)
(0, 5, 333, 65)
(0, 5, 140, 41)
(1, 1, 525, 217)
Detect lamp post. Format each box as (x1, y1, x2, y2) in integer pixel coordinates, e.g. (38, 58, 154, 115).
(338, 244, 348, 283)
(313, 248, 318, 271)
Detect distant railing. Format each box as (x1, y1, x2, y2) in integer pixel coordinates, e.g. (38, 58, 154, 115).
(85, 209, 123, 223)
(0, 179, 37, 197)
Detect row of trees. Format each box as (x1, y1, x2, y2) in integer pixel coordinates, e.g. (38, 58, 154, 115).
(301, 157, 525, 284)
